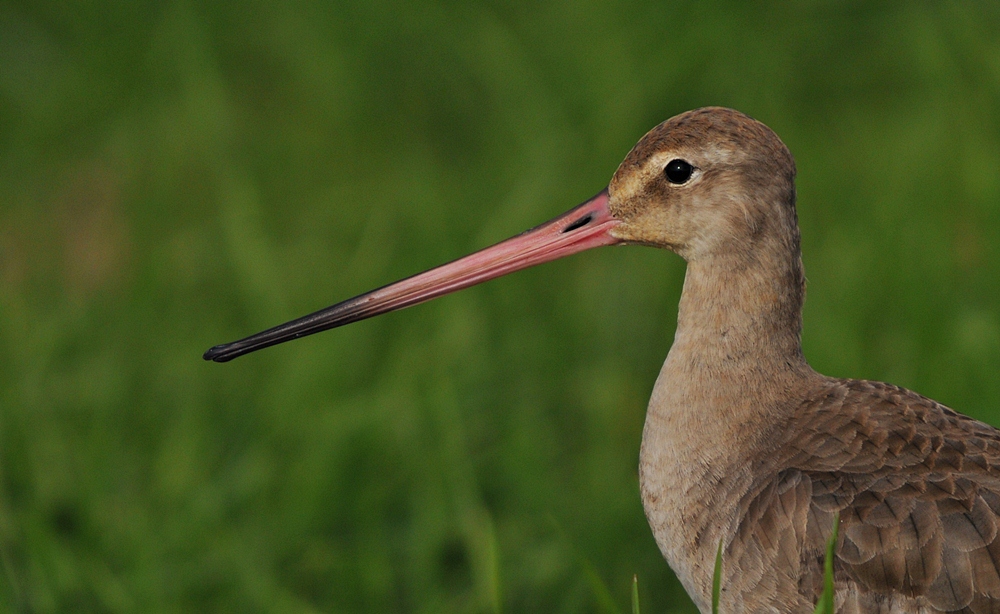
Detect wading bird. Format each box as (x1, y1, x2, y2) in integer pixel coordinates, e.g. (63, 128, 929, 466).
(206, 108, 1000, 613)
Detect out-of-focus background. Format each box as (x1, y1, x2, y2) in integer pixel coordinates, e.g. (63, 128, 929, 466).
(2, 1, 999, 612)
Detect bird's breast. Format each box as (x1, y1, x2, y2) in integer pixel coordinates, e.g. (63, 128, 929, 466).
(638, 349, 821, 611)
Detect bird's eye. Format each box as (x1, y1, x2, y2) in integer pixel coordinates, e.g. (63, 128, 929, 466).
(664, 159, 694, 184)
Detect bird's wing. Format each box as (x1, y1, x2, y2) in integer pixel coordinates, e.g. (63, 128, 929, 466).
(731, 379, 1000, 613)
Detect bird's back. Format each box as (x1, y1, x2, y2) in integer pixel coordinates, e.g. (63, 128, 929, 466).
(726, 378, 1000, 613)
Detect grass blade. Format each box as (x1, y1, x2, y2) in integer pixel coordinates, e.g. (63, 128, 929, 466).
(712, 539, 723, 614)
(813, 512, 840, 614)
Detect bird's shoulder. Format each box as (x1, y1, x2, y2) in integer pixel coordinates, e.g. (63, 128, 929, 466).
(783, 377, 1000, 477)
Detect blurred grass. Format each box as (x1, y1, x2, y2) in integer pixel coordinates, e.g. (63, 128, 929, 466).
(1, 1, 999, 612)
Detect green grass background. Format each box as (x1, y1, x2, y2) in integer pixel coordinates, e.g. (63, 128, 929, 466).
(2, 1, 999, 612)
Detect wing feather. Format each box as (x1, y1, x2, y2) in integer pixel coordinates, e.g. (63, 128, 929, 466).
(732, 378, 1000, 612)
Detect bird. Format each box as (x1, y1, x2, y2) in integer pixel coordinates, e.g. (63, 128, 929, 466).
(205, 107, 1000, 613)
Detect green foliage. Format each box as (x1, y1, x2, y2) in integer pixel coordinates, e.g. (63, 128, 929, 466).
(713, 540, 724, 614)
(632, 575, 640, 614)
(813, 513, 841, 614)
(2, 2, 999, 613)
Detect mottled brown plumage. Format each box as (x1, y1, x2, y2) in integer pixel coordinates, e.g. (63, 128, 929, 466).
(726, 378, 1000, 613)
(205, 107, 1000, 613)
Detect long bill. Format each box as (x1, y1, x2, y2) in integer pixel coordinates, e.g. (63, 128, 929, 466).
(204, 189, 621, 362)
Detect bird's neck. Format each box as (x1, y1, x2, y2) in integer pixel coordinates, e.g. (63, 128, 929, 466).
(656, 228, 818, 453)
(673, 241, 808, 376)
(639, 229, 820, 607)
(651, 235, 816, 476)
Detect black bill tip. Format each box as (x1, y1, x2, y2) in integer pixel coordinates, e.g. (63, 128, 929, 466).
(203, 343, 239, 362)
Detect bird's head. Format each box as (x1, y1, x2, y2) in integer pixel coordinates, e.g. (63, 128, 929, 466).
(607, 107, 798, 262)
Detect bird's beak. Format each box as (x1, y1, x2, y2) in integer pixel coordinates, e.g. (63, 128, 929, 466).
(204, 189, 621, 362)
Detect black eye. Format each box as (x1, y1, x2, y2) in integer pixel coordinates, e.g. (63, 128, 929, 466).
(664, 159, 694, 184)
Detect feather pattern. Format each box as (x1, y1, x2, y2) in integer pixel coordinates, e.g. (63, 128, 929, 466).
(728, 379, 1000, 613)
